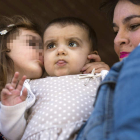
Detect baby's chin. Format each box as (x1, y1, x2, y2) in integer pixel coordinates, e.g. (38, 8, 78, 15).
(51, 71, 81, 77)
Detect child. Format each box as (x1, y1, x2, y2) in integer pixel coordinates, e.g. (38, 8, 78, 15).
(0, 15, 44, 140)
(1, 17, 109, 140)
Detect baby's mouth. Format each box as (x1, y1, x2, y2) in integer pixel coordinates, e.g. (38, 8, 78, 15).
(56, 60, 67, 66)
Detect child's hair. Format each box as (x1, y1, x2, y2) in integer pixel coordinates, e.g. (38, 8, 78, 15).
(100, 0, 140, 22)
(43, 17, 98, 52)
(0, 15, 42, 94)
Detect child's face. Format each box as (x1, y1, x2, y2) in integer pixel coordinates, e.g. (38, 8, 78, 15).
(7, 29, 44, 79)
(43, 24, 92, 76)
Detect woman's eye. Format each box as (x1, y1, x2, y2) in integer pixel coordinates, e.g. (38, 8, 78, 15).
(47, 43, 56, 49)
(113, 28, 118, 36)
(69, 42, 77, 47)
(113, 31, 118, 36)
(129, 24, 140, 31)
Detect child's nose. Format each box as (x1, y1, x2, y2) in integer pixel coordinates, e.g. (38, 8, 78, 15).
(57, 46, 67, 56)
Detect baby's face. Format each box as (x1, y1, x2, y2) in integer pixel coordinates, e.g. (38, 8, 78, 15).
(43, 24, 92, 76)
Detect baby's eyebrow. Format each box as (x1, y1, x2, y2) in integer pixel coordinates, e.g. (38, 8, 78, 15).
(43, 39, 55, 46)
(66, 37, 83, 43)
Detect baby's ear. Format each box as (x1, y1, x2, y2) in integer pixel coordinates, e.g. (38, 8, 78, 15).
(90, 50, 98, 55)
(88, 51, 98, 62)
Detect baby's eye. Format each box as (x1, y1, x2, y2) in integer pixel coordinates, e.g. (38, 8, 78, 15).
(47, 43, 56, 49)
(69, 42, 78, 47)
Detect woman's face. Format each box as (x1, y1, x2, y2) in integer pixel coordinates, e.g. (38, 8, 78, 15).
(113, 0, 140, 61)
(7, 29, 44, 79)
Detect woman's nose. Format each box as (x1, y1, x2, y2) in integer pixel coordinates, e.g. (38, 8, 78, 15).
(114, 30, 129, 46)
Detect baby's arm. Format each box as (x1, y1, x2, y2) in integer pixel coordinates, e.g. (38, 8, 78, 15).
(81, 54, 110, 74)
(0, 72, 28, 140)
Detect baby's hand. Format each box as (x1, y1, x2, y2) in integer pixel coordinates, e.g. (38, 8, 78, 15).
(81, 54, 110, 73)
(1, 72, 27, 106)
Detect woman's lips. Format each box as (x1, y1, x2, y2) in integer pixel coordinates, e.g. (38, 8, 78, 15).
(120, 52, 130, 58)
(56, 60, 67, 66)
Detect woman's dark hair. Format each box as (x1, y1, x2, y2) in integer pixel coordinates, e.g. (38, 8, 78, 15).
(100, 0, 140, 22)
(0, 15, 42, 95)
(43, 17, 98, 52)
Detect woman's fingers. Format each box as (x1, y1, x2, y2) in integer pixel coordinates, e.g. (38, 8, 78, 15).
(11, 72, 19, 88)
(82, 62, 104, 72)
(82, 62, 110, 74)
(94, 68, 108, 73)
(88, 54, 101, 62)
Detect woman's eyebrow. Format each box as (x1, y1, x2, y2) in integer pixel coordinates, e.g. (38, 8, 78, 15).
(123, 15, 140, 24)
(112, 15, 140, 28)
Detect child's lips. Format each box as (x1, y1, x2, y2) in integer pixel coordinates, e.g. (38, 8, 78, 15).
(120, 52, 130, 58)
(37, 58, 44, 67)
(56, 60, 67, 66)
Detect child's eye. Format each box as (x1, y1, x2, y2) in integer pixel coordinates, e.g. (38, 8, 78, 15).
(69, 42, 78, 47)
(129, 24, 140, 31)
(29, 41, 36, 46)
(47, 43, 56, 49)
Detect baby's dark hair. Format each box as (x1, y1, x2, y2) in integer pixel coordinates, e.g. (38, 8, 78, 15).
(43, 17, 97, 51)
(100, 0, 140, 22)
(0, 15, 42, 95)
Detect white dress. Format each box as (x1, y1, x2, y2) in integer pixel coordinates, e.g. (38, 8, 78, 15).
(22, 74, 101, 140)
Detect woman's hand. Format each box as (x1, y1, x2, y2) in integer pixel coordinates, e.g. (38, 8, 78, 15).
(81, 54, 110, 73)
(1, 72, 27, 106)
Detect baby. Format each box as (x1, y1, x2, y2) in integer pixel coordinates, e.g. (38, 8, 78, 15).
(1, 17, 108, 140)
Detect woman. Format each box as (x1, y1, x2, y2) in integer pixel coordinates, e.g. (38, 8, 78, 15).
(76, 0, 140, 139)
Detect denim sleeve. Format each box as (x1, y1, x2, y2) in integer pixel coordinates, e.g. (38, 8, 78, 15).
(110, 45, 140, 140)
